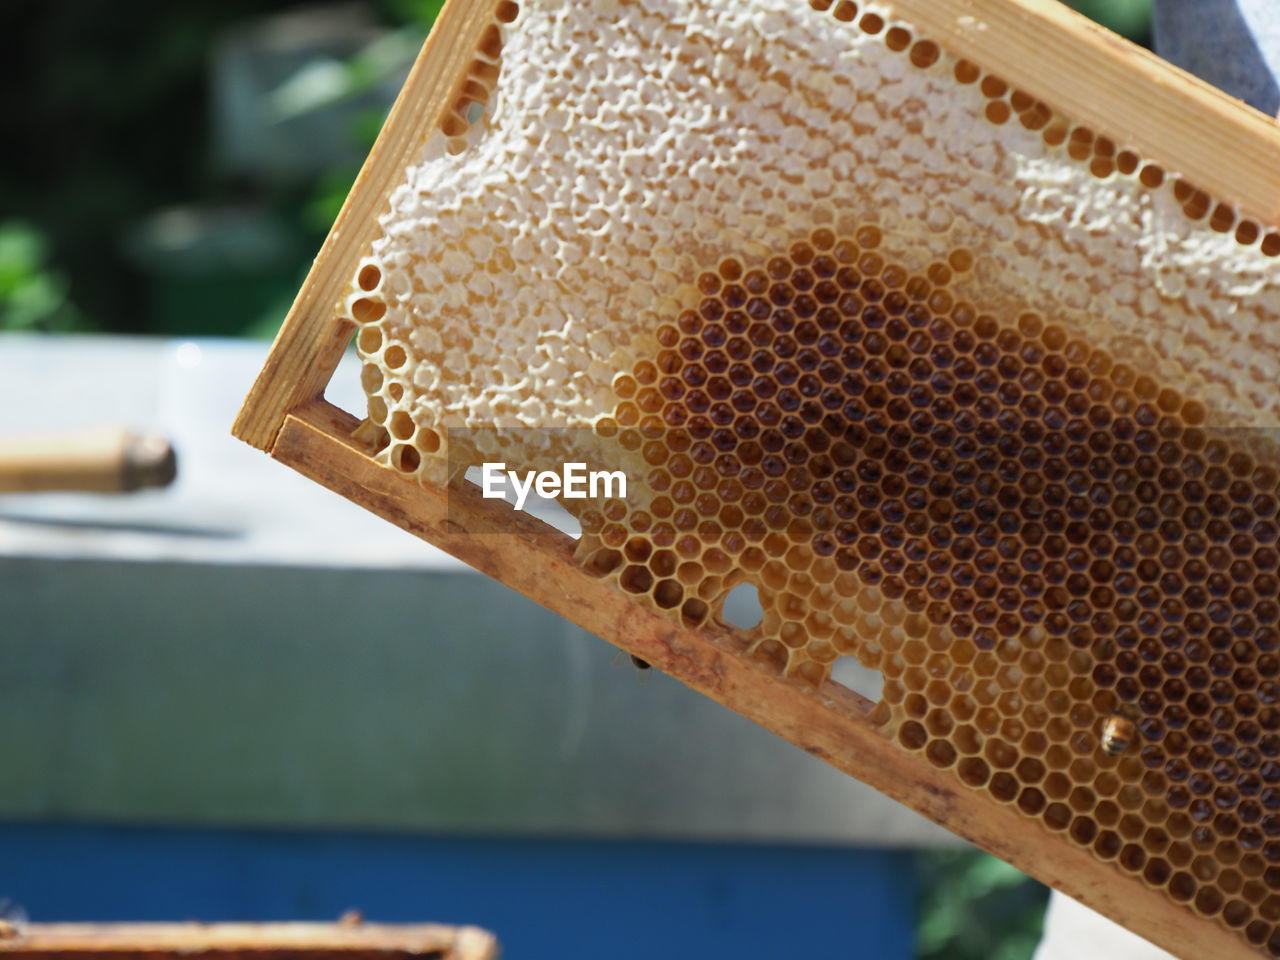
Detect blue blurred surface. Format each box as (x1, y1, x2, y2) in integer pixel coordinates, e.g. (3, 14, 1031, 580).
(0, 823, 915, 958)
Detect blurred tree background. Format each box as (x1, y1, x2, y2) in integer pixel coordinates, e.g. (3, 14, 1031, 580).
(0, 0, 443, 337)
(1, 0, 1150, 339)
(0, 0, 1153, 951)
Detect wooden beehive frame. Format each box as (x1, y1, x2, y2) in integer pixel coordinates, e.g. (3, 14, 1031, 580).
(0, 922, 497, 960)
(233, 2, 1280, 956)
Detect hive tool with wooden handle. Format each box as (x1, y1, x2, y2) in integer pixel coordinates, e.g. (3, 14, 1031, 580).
(0, 429, 177, 495)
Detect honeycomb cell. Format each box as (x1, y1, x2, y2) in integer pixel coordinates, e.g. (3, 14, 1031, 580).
(858, 11, 884, 34)
(383, 344, 407, 370)
(884, 26, 911, 52)
(909, 39, 940, 70)
(389, 410, 416, 442)
(356, 263, 383, 291)
(352, 298, 387, 324)
(390, 444, 420, 474)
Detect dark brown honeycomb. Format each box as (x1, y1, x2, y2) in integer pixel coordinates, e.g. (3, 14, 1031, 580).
(573, 223, 1280, 953)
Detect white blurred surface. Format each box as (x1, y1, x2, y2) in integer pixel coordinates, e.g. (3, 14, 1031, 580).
(0, 334, 456, 568)
(0, 332, 955, 846)
(1034, 891, 1176, 960)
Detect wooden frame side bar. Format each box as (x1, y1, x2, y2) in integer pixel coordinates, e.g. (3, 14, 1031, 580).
(271, 399, 1255, 960)
(231, 0, 499, 451)
(890, 0, 1280, 226)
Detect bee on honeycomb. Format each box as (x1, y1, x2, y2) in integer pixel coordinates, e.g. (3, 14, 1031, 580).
(1103, 712, 1137, 758)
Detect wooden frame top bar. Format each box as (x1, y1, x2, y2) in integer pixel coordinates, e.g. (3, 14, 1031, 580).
(888, 0, 1280, 223)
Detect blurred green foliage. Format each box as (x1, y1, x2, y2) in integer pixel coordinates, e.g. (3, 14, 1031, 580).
(0, 0, 438, 337)
(1, 1, 295, 334)
(385, 0, 447, 31)
(1066, 0, 1153, 46)
(0, 221, 84, 333)
(918, 850, 1051, 960)
(1, 0, 1152, 338)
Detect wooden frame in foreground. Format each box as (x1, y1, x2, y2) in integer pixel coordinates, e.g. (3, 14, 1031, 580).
(0, 923, 497, 960)
(233, 1, 1280, 957)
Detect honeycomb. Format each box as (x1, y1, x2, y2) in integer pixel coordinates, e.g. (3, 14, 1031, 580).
(339, 0, 1280, 951)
